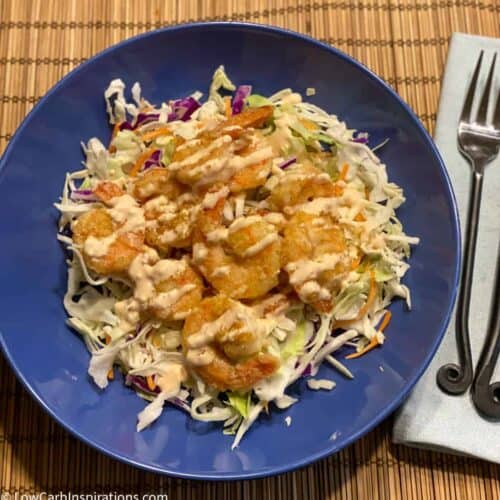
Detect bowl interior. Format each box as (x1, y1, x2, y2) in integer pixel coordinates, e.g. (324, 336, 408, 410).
(0, 23, 459, 479)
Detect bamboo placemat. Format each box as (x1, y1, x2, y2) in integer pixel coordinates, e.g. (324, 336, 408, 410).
(1, 0, 499, 498)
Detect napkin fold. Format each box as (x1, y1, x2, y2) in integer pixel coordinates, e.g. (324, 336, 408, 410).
(393, 33, 500, 464)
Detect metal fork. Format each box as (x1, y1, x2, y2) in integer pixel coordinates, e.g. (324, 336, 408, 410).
(437, 51, 500, 395)
(471, 241, 500, 418)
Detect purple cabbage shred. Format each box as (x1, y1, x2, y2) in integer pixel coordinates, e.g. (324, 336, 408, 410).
(142, 149, 162, 172)
(70, 189, 98, 202)
(278, 157, 297, 169)
(232, 85, 252, 115)
(119, 121, 134, 131)
(353, 133, 369, 144)
(301, 364, 313, 377)
(119, 113, 160, 132)
(125, 374, 160, 395)
(170, 97, 201, 121)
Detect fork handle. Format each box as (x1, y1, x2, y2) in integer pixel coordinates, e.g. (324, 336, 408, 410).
(437, 170, 483, 394)
(471, 243, 500, 419)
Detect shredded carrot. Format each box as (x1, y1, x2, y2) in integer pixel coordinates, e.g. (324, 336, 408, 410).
(350, 255, 362, 270)
(224, 96, 232, 118)
(345, 336, 380, 359)
(354, 212, 366, 222)
(344, 311, 392, 360)
(299, 118, 318, 131)
(339, 163, 349, 181)
(146, 375, 156, 391)
(333, 184, 344, 197)
(140, 126, 171, 143)
(378, 310, 392, 333)
(105, 334, 114, 379)
(356, 271, 376, 320)
(365, 186, 370, 199)
(129, 148, 155, 177)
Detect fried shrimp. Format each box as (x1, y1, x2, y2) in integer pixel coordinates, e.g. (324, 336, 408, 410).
(132, 167, 184, 203)
(168, 107, 275, 190)
(170, 134, 236, 186)
(267, 164, 342, 212)
(150, 261, 203, 321)
(193, 193, 281, 299)
(120, 253, 204, 323)
(182, 295, 279, 391)
(143, 194, 199, 254)
(227, 133, 272, 193)
(282, 211, 351, 312)
(213, 105, 273, 137)
(72, 194, 145, 276)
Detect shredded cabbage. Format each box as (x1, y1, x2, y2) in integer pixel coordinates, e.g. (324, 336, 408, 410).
(82, 138, 109, 179)
(281, 320, 307, 360)
(246, 94, 272, 108)
(137, 390, 176, 431)
(208, 65, 236, 111)
(227, 392, 251, 419)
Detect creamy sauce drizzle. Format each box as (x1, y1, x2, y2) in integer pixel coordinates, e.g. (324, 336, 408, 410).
(186, 346, 216, 366)
(187, 308, 242, 349)
(286, 253, 343, 286)
(228, 215, 262, 233)
(211, 265, 230, 277)
(206, 227, 229, 243)
(169, 135, 232, 172)
(150, 284, 196, 311)
(242, 233, 278, 257)
(202, 186, 229, 209)
(84, 233, 117, 258)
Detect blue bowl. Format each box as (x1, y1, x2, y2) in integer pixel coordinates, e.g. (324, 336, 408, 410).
(0, 23, 460, 479)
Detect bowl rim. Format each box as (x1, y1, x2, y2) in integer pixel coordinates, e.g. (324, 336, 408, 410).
(0, 21, 461, 480)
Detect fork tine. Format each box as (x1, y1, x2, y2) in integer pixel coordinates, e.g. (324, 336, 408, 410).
(493, 82, 500, 129)
(476, 53, 497, 125)
(460, 51, 484, 123)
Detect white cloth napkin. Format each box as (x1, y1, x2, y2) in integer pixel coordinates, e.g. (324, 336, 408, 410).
(393, 33, 500, 464)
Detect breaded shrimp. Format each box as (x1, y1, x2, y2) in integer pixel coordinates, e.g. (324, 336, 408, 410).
(193, 193, 281, 299)
(282, 211, 351, 312)
(143, 194, 199, 254)
(209, 105, 274, 138)
(127, 254, 204, 322)
(227, 134, 272, 193)
(132, 167, 184, 203)
(267, 164, 342, 211)
(171, 135, 236, 186)
(169, 108, 274, 189)
(72, 207, 144, 276)
(182, 295, 279, 391)
(151, 262, 203, 321)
